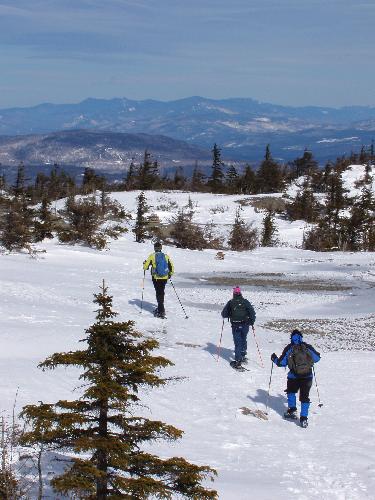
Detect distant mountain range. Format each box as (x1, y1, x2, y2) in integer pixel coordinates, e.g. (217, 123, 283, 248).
(1, 96, 375, 166)
(0, 130, 209, 179)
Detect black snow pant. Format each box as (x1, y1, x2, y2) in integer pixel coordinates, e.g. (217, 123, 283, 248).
(152, 278, 167, 315)
(286, 377, 312, 403)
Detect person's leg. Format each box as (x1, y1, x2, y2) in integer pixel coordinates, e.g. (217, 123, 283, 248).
(231, 325, 242, 363)
(299, 378, 312, 420)
(240, 324, 249, 361)
(286, 378, 299, 413)
(152, 279, 166, 315)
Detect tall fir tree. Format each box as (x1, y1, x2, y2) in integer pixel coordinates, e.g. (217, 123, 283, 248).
(133, 191, 149, 243)
(191, 162, 206, 191)
(255, 145, 283, 193)
(209, 143, 224, 193)
(21, 283, 217, 499)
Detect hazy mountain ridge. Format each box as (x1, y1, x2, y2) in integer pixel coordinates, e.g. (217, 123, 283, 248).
(1, 97, 375, 162)
(0, 129, 209, 172)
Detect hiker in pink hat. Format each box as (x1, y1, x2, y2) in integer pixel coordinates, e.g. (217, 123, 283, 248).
(221, 286, 256, 370)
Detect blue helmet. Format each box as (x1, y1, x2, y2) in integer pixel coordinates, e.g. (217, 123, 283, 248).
(290, 329, 303, 344)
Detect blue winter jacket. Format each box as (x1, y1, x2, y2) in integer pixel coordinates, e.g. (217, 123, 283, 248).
(273, 335, 320, 379)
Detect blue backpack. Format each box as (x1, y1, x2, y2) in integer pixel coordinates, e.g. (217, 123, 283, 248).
(155, 252, 169, 277)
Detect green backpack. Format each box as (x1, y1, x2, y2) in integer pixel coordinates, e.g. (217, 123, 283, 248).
(287, 344, 313, 375)
(230, 296, 249, 323)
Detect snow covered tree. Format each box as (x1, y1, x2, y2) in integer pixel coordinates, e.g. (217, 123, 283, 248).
(21, 282, 217, 499)
(133, 191, 149, 242)
(208, 143, 224, 193)
(228, 207, 258, 251)
(286, 178, 319, 223)
(33, 196, 54, 242)
(170, 209, 207, 250)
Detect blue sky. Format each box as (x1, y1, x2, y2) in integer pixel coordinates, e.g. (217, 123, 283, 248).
(1, 0, 374, 108)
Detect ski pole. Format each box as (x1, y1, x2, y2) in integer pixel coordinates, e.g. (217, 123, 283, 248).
(216, 319, 225, 362)
(252, 326, 264, 368)
(264, 361, 274, 415)
(312, 366, 323, 407)
(140, 269, 146, 314)
(169, 279, 189, 319)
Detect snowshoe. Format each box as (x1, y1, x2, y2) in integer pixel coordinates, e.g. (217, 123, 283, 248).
(300, 417, 308, 428)
(230, 360, 243, 370)
(283, 408, 298, 420)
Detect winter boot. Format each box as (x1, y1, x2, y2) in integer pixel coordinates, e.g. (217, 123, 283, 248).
(241, 356, 248, 364)
(300, 416, 308, 428)
(284, 407, 298, 420)
(230, 360, 242, 370)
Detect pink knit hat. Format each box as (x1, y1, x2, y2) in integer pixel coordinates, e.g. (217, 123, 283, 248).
(233, 286, 241, 295)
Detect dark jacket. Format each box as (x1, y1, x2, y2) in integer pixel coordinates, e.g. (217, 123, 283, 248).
(221, 295, 256, 326)
(273, 341, 320, 379)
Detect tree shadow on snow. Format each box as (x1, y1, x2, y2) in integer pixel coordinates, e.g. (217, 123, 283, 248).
(204, 342, 233, 362)
(247, 389, 286, 417)
(129, 298, 155, 314)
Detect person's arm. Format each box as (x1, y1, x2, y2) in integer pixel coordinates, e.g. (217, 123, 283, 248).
(245, 300, 256, 326)
(143, 254, 153, 271)
(221, 301, 231, 319)
(167, 255, 174, 276)
(271, 344, 292, 367)
(305, 343, 321, 363)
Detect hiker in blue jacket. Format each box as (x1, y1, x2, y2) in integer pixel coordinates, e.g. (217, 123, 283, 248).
(271, 329, 320, 427)
(221, 286, 256, 370)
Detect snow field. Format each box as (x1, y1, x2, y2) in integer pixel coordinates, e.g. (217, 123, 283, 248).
(0, 189, 375, 498)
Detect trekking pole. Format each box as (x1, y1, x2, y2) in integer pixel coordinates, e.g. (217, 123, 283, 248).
(216, 319, 225, 362)
(312, 366, 323, 407)
(252, 326, 264, 368)
(169, 279, 189, 319)
(140, 270, 146, 314)
(264, 361, 274, 415)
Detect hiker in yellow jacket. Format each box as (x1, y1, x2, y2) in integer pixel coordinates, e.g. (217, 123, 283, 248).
(143, 241, 174, 318)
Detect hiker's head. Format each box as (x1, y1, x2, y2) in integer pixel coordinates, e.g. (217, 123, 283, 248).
(154, 241, 162, 252)
(233, 286, 242, 296)
(291, 329, 303, 344)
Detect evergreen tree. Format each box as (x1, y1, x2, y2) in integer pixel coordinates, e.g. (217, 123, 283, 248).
(286, 178, 319, 223)
(228, 207, 258, 251)
(255, 145, 283, 193)
(21, 283, 217, 499)
(290, 149, 319, 179)
(34, 196, 54, 242)
(138, 151, 159, 190)
(0, 197, 34, 251)
(13, 163, 26, 198)
(170, 209, 207, 250)
(125, 160, 136, 190)
(191, 162, 206, 192)
(225, 165, 239, 194)
(133, 191, 149, 243)
(173, 167, 186, 190)
(239, 165, 256, 194)
(82, 168, 105, 194)
(261, 210, 278, 247)
(208, 143, 224, 193)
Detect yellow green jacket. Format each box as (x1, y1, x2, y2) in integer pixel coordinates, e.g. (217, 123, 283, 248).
(143, 252, 174, 280)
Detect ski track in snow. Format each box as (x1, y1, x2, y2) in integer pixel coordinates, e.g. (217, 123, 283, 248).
(1, 190, 375, 499)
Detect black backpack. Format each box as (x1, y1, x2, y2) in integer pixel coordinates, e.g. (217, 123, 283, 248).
(287, 344, 313, 375)
(230, 296, 249, 323)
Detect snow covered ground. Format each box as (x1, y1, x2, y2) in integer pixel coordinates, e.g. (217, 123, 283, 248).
(1, 189, 375, 499)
